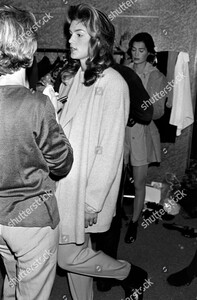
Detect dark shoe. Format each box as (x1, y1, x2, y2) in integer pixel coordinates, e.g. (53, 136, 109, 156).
(125, 220, 138, 243)
(121, 263, 148, 299)
(163, 223, 187, 233)
(167, 266, 196, 286)
(182, 228, 197, 238)
(96, 278, 113, 292)
(163, 223, 197, 238)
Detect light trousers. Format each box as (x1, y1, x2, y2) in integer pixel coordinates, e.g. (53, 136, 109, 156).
(0, 224, 59, 300)
(58, 233, 131, 300)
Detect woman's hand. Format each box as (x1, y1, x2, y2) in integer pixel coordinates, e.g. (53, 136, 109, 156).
(85, 212, 98, 228)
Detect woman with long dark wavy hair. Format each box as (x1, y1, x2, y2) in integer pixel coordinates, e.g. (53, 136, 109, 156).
(55, 4, 147, 300)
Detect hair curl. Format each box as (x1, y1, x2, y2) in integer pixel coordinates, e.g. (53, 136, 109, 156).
(127, 32, 156, 65)
(0, 5, 37, 75)
(61, 3, 115, 86)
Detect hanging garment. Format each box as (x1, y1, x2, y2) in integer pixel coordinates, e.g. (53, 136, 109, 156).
(156, 51, 169, 76)
(51, 57, 68, 92)
(37, 55, 52, 80)
(169, 52, 194, 136)
(26, 56, 38, 90)
(152, 51, 178, 143)
(154, 105, 177, 143)
(166, 51, 179, 108)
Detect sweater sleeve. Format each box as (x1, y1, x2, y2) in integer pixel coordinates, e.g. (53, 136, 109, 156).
(36, 97, 73, 177)
(112, 64, 153, 125)
(128, 71, 153, 124)
(85, 73, 129, 212)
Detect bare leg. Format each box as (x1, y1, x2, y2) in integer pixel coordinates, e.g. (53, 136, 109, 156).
(132, 164, 148, 222)
(125, 164, 148, 243)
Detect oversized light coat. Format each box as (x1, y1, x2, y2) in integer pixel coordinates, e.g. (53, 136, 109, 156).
(56, 67, 130, 244)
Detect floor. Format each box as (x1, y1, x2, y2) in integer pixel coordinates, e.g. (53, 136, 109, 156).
(0, 194, 196, 299)
(50, 198, 197, 300)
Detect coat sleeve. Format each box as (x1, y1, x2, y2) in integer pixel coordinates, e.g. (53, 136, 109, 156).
(85, 73, 129, 212)
(36, 97, 73, 177)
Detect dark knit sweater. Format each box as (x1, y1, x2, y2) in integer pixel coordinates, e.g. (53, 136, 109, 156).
(0, 86, 73, 228)
(112, 63, 153, 125)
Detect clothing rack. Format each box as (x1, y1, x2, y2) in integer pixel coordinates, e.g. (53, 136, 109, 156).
(37, 48, 123, 55)
(37, 48, 69, 53)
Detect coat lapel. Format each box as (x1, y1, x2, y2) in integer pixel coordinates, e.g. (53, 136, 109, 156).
(60, 68, 83, 128)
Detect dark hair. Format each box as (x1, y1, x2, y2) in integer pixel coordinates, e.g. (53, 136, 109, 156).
(0, 5, 37, 75)
(61, 3, 115, 86)
(127, 32, 156, 64)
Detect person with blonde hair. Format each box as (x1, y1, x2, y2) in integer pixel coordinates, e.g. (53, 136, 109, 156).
(56, 4, 148, 300)
(0, 5, 73, 299)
